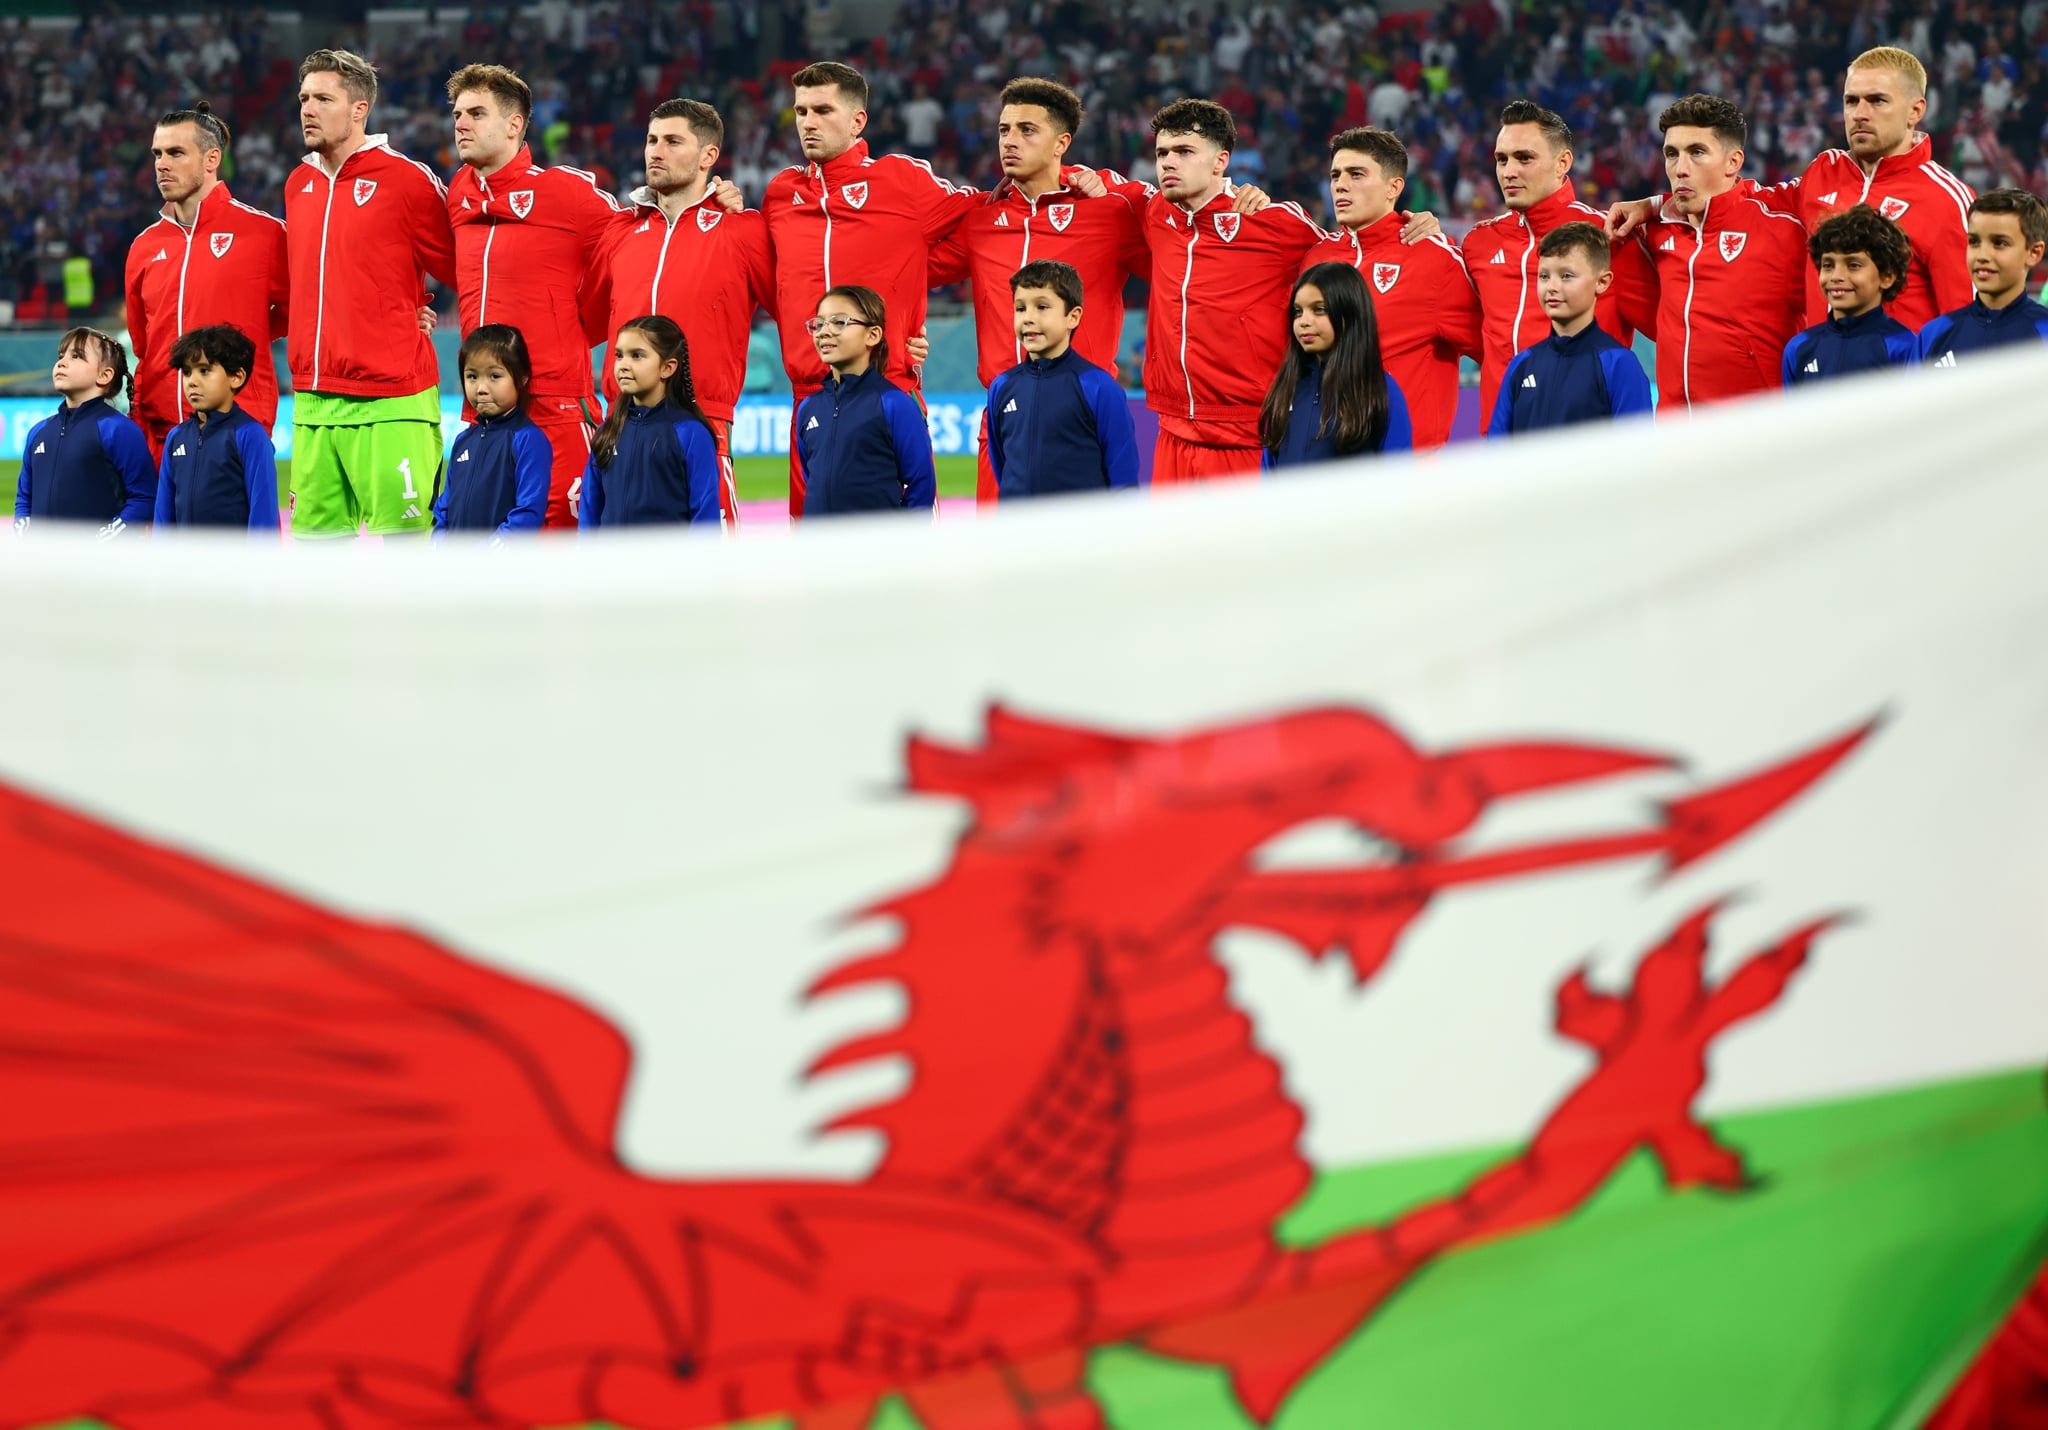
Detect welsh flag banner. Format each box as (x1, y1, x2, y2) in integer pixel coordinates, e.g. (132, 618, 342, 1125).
(2, 353, 2045, 1430)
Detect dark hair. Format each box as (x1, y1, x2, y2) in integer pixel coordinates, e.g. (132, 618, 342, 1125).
(999, 78, 1084, 137)
(791, 61, 868, 110)
(1809, 204, 1912, 299)
(1152, 98, 1235, 152)
(1010, 259, 1083, 310)
(458, 324, 534, 413)
(594, 316, 709, 467)
(1972, 187, 2048, 249)
(446, 63, 533, 123)
(1657, 93, 1748, 148)
(57, 326, 133, 409)
(1259, 263, 1392, 459)
(1328, 126, 1409, 181)
(300, 48, 377, 107)
(169, 322, 256, 384)
(648, 97, 724, 149)
(155, 99, 229, 155)
(1540, 220, 1610, 269)
(819, 284, 891, 374)
(1498, 99, 1571, 154)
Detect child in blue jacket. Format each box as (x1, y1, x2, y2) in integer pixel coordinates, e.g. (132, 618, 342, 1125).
(1783, 205, 1918, 386)
(985, 260, 1140, 497)
(1490, 225, 1654, 435)
(154, 323, 279, 535)
(14, 326, 156, 537)
(1915, 188, 2048, 367)
(434, 324, 553, 541)
(1261, 262, 1414, 469)
(579, 316, 725, 530)
(795, 285, 936, 517)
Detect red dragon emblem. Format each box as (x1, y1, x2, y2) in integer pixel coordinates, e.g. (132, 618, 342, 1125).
(0, 704, 1875, 1429)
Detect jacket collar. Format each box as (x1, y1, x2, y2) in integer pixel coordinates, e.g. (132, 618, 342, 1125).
(58, 394, 113, 422)
(1512, 179, 1583, 235)
(827, 362, 882, 392)
(193, 401, 247, 433)
(158, 181, 236, 229)
(1344, 208, 1406, 252)
(300, 132, 392, 179)
(809, 139, 873, 184)
(1024, 345, 1079, 374)
(1658, 178, 1759, 233)
(1828, 305, 1894, 335)
(992, 175, 1076, 210)
(1165, 181, 1238, 229)
(1547, 321, 1601, 352)
(623, 397, 671, 421)
(464, 144, 538, 198)
(1866, 132, 1934, 182)
(629, 183, 720, 227)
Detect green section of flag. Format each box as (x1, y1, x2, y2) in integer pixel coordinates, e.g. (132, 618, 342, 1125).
(36, 1067, 2045, 1430)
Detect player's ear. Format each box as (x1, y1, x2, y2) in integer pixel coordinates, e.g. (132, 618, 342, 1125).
(850, 107, 868, 139)
(1724, 146, 1745, 178)
(1557, 146, 1574, 176)
(701, 142, 721, 172)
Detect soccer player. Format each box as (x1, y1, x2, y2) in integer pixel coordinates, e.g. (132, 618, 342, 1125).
(284, 48, 456, 541)
(1916, 189, 2048, 364)
(1108, 99, 1334, 481)
(154, 323, 280, 533)
(1612, 48, 1974, 332)
(1632, 95, 1809, 409)
(445, 64, 623, 530)
(124, 102, 288, 461)
(984, 259, 1139, 498)
(1302, 127, 1479, 449)
(1782, 205, 1918, 386)
(927, 78, 1150, 502)
(1464, 101, 1656, 434)
(1489, 225, 1654, 435)
(587, 99, 770, 526)
(764, 62, 976, 515)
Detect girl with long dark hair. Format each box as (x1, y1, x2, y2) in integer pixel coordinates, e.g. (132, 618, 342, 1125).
(579, 315, 725, 529)
(1259, 262, 1413, 470)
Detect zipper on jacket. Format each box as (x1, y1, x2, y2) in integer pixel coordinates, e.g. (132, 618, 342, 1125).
(173, 216, 196, 418)
(1681, 215, 1703, 407)
(1178, 216, 1198, 418)
(310, 160, 341, 390)
(477, 171, 496, 323)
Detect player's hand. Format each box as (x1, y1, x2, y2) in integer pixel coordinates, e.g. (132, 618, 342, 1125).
(709, 175, 745, 213)
(1606, 198, 1656, 239)
(96, 517, 127, 541)
(1398, 211, 1442, 243)
(1232, 185, 1271, 214)
(416, 306, 436, 334)
(1064, 166, 1107, 199)
(11, 516, 25, 536)
(907, 323, 930, 367)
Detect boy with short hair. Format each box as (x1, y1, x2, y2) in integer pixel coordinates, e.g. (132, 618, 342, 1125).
(984, 259, 1140, 498)
(155, 323, 281, 532)
(1782, 205, 1919, 386)
(1488, 223, 1653, 436)
(1915, 188, 2048, 365)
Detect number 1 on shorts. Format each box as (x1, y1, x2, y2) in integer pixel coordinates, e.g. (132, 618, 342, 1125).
(398, 457, 419, 501)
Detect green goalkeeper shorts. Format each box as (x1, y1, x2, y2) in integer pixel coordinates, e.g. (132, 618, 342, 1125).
(290, 407, 444, 539)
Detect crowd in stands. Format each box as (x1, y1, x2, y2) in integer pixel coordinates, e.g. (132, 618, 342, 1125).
(4, 0, 2048, 323)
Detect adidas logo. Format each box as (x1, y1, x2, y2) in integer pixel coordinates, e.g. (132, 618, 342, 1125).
(172, 443, 186, 456)
(461, 197, 473, 210)
(151, 248, 168, 262)
(456, 449, 471, 461)
(636, 220, 650, 232)
(1520, 373, 1536, 388)
(805, 415, 819, 430)
(996, 212, 1010, 227)
(1935, 351, 1957, 368)
(302, 178, 315, 193)
(402, 504, 422, 520)
(32, 441, 45, 454)
(1660, 236, 1676, 251)
(1817, 190, 1838, 206)
(1489, 250, 1506, 264)
(1002, 398, 1017, 413)
(792, 192, 805, 205)
(1804, 359, 1819, 373)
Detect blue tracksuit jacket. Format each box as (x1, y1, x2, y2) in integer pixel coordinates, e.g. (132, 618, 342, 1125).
(14, 395, 156, 527)
(796, 365, 936, 517)
(984, 347, 1140, 497)
(1782, 307, 1917, 387)
(153, 404, 278, 532)
(1261, 363, 1415, 470)
(433, 407, 552, 538)
(1915, 295, 2048, 367)
(578, 399, 723, 529)
(1488, 325, 1655, 436)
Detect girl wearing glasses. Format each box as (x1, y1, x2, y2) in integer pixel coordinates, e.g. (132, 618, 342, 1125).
(580, 316, 726, 529)
(793, 286, 937, 517)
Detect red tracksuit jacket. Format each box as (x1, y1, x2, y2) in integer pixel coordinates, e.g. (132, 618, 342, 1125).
(1749, 136, 1975, 331)
(588, 188, 775, 424)
(285, 136, 456, 399)
(1126, 181, 1333, 445)
(1461, 180, 1655, 433)
(762, 140, 977, 396)
(1304, 212, 1482, 449)
(124, 183, 289, 442)
(447, 146, 621, 403)
(928, 176, 1150, 387)
(1635, 180, 1809, 408)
